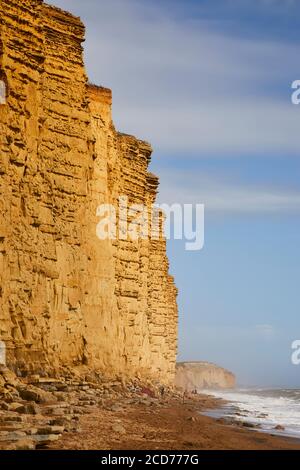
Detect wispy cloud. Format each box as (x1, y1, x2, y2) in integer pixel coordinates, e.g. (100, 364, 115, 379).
(120, 100, 300, 156)
(48, 0, 300, 157)
(158, 169, 300, 213)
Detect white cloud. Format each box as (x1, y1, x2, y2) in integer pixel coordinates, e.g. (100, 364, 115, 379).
(47, 0, 300, 157)
(157, 168, 300, 213)
(117, 100, 300, 155)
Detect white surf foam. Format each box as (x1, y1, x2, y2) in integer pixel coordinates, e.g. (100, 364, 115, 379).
(202, 388, 300, 438)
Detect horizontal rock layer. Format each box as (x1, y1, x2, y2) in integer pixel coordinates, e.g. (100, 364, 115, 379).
(175, 362, 236, 391)
(0, 0, 178, 384)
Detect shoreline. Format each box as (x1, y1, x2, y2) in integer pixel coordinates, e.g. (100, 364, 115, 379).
(48, 391, 300, 450)
(201, 388, 300, 441)
(1, 365, 299, 451)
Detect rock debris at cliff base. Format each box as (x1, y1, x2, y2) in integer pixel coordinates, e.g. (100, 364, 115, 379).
(0, 365, 296, 451)
(0, 365, 179, 450)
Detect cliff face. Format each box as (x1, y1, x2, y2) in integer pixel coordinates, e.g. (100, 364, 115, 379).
(175, 362, 236, 391)
(0, 1, 178, 384)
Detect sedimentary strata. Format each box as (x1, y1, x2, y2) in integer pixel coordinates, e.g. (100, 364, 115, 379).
(175, 362, 236, 391)
(0, 0, 178, 384)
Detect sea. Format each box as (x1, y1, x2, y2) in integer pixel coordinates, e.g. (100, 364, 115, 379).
(202, 388, 300, 439)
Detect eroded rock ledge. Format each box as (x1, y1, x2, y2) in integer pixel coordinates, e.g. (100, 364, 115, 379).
(0, 0, 178, 384)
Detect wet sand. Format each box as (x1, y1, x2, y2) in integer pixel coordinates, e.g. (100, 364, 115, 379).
(49, 393, 300, 450)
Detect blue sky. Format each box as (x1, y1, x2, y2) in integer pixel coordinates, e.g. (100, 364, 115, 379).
(48, 0, 300, 387)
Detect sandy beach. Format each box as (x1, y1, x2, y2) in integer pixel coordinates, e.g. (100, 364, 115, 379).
(1, 0, 299, 458)
(48, 393, 300, 451)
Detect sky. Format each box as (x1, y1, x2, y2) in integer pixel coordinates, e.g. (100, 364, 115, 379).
(48, 0, 300, 387)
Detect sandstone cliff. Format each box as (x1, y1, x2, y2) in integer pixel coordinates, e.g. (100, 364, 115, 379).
(175, 362, 236, 391)
(0, 0, 178, 384)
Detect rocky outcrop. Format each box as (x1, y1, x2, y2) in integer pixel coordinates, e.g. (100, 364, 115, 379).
(0, 1, 178, 384)
(175, 362, 236, 391)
